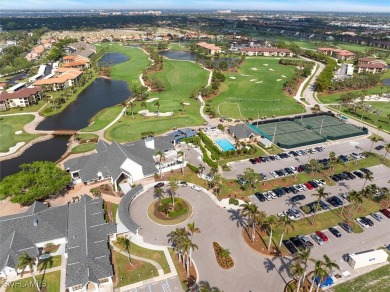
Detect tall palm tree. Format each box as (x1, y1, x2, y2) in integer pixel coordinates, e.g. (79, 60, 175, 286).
(294, 248, 312, 289)
(129, 100, 136, 119)
(309, 260, 326, 292)
(347, 190, 363, 221)
(198, 164, 205, 177)
(17, 253, 40, 292)
(311, 187, 330, 224)
(197, 281, 222, 292)
(277, 215, 294, 248)
(383, 143, 390, 159)
(155, 150, 166, 177)
(240, 202, 259, 242)
(116, 236, 133, 265)
(209, 166, 218, 177)
(169, 177, 179, 208)
(140, 101, 147, 117)
(266, 215, 278, 251)
(168, 227, 189, 263)
(177, 151, 185, 174)
(289, 261, 304, 292)
(154, 187, 164, 204)
(322, 254, 340, 278)
(154, 100, 160, 116)
(362, 172, 374, 190)
(180, 237, 198, 277)
(369, 135, 384, 152)
(187, 222, 201, 240)
(307, 149, 314, 163)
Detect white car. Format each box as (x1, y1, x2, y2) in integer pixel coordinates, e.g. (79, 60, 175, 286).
(268, 191, 277, 199)
(350, 153, 361, 160)
(270, 171, 279, 178)
(310, 148, 317, 153)
(289, 166, 298, 174)
(263, 192, 272, 201)
(310, 234, 324, 246)
(274, 155, 281, 160)
(299, 184, 308, 191)
(293, 184, 303, 192)
(191, 185, 202, 192)
(356, 217, 369, 228)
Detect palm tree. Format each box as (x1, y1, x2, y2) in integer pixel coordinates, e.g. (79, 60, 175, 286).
(177, 151, 185, 174)
(116, 236, 133, 265)
(154, 100, 160, 116)
(198, 164, 205, 177)
(347, 190, 363, 221)
(169, 177, 179, 208)
(369, 135, 384, 152)
(219, 248, 231, 258)
(187, 222, 201, 240)
(311, 187, 330, 224)
(168, 227, 189, 263)
(17, 253, 40, 291)
(289, 261, 304, 292)
(140, 101, 147, 117)
(309, 260, 326, 292)
(307, 149, 314, 163)
(322, 254, 340, 278)
(154, 187, 164, 203)
(155, 150, 166, 177)
(294, 248, 312, 289)
(129, 100, 136, 119)
(277, 215, 294, 248)
(160, 200, 170, 217)
(180, 237, 198, 277)
(384, 143, 390, 159)
(197, 281, 222, 292)
(362, 172, 374, 190)
(266, 215, 278, 251)
(209, 166, 218, 176)
(240, 202, 259, 242)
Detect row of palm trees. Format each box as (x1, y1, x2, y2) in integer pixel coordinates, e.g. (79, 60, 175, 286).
(167, 222, 200, 277)
(289, 248, 340, 292)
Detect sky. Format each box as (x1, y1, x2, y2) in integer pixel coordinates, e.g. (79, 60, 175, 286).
(0, 0, 389, 13)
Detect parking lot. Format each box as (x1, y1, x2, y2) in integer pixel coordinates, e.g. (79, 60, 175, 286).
(224, 137, 386, 180)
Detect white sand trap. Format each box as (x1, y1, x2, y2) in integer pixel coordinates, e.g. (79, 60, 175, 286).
(0, 142, 25, 157)
(183, 102, 190, 106)
(281, 75, 287, 78)
(269, 68, 275, 71)
(15, 130, 22, 135)
(251, 68, 258, 71)
(250, 79, 257, 82)
(263, 64, 269, 66)
(240, 74, 250, 76)
(138, 109, 149, 115)
(229, 77, 236, 79)
(256, 81, 263, 84)
(146, 97, 159, 103)
(276, 79, 282, 81)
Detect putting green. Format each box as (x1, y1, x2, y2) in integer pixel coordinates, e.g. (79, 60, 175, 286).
(209, 57, 303, 119)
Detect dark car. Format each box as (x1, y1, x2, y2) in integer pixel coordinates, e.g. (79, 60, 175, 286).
(353, 171, 364, 178)
(249, 158, 257, 164)
(255, 192, 266, 202)
(291, 194, 306, 203)
(344, 171, 356, 179)
(327, 196, 343, 207)
(273, 189, 283, 197)
(328, 227, 342, 238)
(269, 156, 276, 161)
(308, 180, 318, 188)
(66, 183, 74, 190)
(375, 145, 384, 150)
(178, 181, 188, 187)
(282, 240, 299, 255)
(290, 187, 299, 194)
(331, 175, 341, 182)
(319, 200, 330, 210)
(339, 222, 353, 233)
(360, 168, 373, 175)
(285, 168, 294, 175)
(361, 216, 374, 226)
(380, 209, 390, 218)
(255, 157, 262, 163)
(290, 237, 306, 250)
(339, 172, 350, 180)
(283, 187, 291, 194)
(154, 182, 165, 188)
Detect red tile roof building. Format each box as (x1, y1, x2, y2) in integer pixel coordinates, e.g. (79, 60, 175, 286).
(357, 58, 387, 74)
(196, 42, 222, 55)
(317, 48, 356, 60)
(241, 47, 294, 57)
(0, 87, 42, 111)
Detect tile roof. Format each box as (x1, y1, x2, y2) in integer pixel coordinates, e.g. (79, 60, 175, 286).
(33, 70, 82, 85)
(196, 42, 222, 51)
(0, 87, 42, 102)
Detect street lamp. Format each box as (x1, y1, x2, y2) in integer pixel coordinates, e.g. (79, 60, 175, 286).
(151, 269, 154, 278)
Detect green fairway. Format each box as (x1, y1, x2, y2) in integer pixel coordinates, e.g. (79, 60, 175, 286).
(209, 57, 303, 119)
(71, 143, 96, 153)
(318, 86, 390, 104)
(6, 271, 61, 292)
(336, 43, 370, 53)
(105, 58, 208, 142)
(81, 105, 123, 132)
(333, 264, 390, 292)
(0, 115, 39, 152)
(108, 43, 151, 88)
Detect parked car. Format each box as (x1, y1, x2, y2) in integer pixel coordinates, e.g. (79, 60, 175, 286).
(249, 158, 257, 164)
(290, 237, 305, 250)
(270, 171, 279, 178)
(308, 180, 318, 188)
(304, 182, 314, 190)
(297, 235, 314, 247)
(371, 213, 383, 222)
(268, 191, 277, 199)
(351, 153, 361, 160)
(319, 200, 330, 210)
(315, 231, 329, 242)
(310, 234, 324, 246)
(291, 194, 306, 203)
(356, 217, 369, 228)
(237, 177, 247, 185)
(375, 145, 384, 150)
(282, 240, 298, 255)
(66, 183, 75, 190)
(380, 209, 390, 219)
(353, 171, 364, 178)
(260, 173, 268, 180)
(191, 185, 202, 192)
(154, 182, 165, 188)
(360, 216, 374, 226)
(178, 181, 188, 187)
(339, 222, 353, 233)
(360, 168, 373, 175)
(255, 192, 266, 202)
(328, 227, 342, 238)
(327, 196, 343, 207)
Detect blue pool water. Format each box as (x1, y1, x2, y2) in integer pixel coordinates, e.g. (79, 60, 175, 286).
(215, 138, 235, 152)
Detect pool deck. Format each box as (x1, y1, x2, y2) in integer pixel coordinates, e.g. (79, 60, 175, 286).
(206, 131, 236, 152)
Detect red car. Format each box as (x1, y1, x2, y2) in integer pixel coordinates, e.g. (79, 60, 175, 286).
(304, 182, 314, 190)
(255, 157, 262, 163)
(380, 209, 390, 219)
(315, 230, 328, 242)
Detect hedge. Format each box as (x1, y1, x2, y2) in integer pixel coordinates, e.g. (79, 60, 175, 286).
(198, 131, 221, 159)
(187, 163, 199, 173)
(200, 144, 219, 168)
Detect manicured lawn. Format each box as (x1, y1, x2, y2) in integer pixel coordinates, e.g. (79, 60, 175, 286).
(329, 102, 390, 132)
(318, 86, 390, 104)
(168, 43, 190, 51)
(110, 203, 118, 223)
(105, 58, 208, 142)
(81, 105, 123, 132)
(37, 255, 62, 272)
(6, 270, 61, 292)
(336, 43, 371, 53)
(0, 115, 39, 152)
(217, 145, 266, 165)
(113, 250, 157, 287)
(333, 264, 390, 292)
(108, 43, 151, 88)
(0, 102, 46, 115)
(71, 143, 96, 153)
(209, 57, 303, 119)
(77, 133, 98, 141)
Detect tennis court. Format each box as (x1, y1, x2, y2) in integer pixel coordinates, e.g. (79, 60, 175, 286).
(252, 114, 367, 149)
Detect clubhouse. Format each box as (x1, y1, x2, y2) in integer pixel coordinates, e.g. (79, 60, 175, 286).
(196, 42, 222, 55)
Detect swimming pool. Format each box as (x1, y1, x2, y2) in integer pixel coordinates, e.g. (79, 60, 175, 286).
(214, 138, 235, 152)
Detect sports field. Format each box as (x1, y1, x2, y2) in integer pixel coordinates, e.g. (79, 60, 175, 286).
(209, 57, 303, 119)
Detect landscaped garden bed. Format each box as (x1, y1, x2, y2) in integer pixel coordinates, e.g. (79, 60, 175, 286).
(148, 198, 192, 225)
(212, 242, 234, 270)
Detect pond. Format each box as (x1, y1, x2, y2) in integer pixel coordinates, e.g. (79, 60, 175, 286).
(36, 78, 131, 130)
(98, 52, 129, 66)
(0, 136, 70, 180)
(159, 50, 238, 69)
(382, 78, 390, 86)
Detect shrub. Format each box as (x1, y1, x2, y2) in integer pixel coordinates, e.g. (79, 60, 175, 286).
(229, 198, 239, 206)
(175, 199, 184, 211)
(187, 163, 199, 173)
(198, 131, 222, 158)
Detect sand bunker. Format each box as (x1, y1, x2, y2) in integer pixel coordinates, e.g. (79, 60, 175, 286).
(276, 79, 282, 81)
(15, 131, 22, 135)
(269, 69, 275, 71)
(183, 102, 190, 106)
(256, 81, 263, 84)
(229, 77, 236, 79)
(251, 68, 258, 71)
(250, 79, 257, 82)
(240, 74, 250, 76)
(146, 98, 159, 103)
(281, 75, 287, 78)
(263, 64, 269, 66)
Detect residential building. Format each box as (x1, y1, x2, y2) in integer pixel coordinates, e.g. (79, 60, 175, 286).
(62, 55, 91, 69)
(66, 41, 96, 58)
(241, 48, 294, 57)
(357, 58, 388, 74)
(0, 87, 42, 110)
(168, 128, 198, 144)
(229, 40, 271, 52)
(32, 69, 83, 91)
(64, 137, 183, 191)
(196, 42, 222, 55)
(0, 196, 116, 291)
(317, 48, 356, 60)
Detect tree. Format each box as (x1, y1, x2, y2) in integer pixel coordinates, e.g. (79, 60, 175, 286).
(384, 143, 390, 159)
(307, 148, 314, 163)
(154, 100, 161, 116)
(289, 261, 304, 292)
(168, 177, 179, 208)
(219, 248, 231, 258)
(197, 281, 222, 292)
(346, 190, 363, 220)
(266, 215, 278, 251)
(322, 254, 340, 277)
(277, 215, 294, 248)
(129, 100, 136, 119)
(180, 237, 198, 277)
(362, 172, 374, 190)
(116, 236, 133, 265)
(168, 227, 189, 263)
(154, 187, 164, 203)
(294, 249, 312, 290)
(242, 168, 261, 190)
(311, 187, 330, 224)
(218, 61, 228, 71)
(17, 253, 40, 291)
(369, 135, 384, 152)
(240, 202, 259, 242)
(155, 150, 166, 177)
(0, 161, 70, 205)
(309, 260, 326, 292)
(198, 164, 205, 177)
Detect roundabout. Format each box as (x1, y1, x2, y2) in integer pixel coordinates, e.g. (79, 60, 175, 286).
(147, 197, 193, 225)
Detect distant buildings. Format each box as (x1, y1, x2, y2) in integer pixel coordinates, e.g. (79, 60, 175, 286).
(65, 41, 96, 58)
(357, 58, 388, 74)
(33, 68, 83, 91)
(62, 55, 91, 69)
(196, 42, 222, 55)
(241, 47, 294, 57)
(317, 48, 356, 61)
